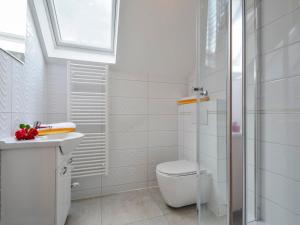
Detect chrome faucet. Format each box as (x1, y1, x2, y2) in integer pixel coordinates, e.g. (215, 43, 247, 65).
(33, 121, 42, 129)
(33, 121, 52, 129)
(193, 87, 208, 97)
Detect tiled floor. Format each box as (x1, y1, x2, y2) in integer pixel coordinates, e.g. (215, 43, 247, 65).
(66, 188, 226, 225)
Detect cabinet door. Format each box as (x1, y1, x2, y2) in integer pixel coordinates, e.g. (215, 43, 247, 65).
(1, 148, 56, 225)
(65, 165, 72, 218)
(56, 164, 72, 225)
(56, 166, 67, 225)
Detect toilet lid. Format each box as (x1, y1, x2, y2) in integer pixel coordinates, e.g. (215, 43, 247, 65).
(157, 160, 199, 176)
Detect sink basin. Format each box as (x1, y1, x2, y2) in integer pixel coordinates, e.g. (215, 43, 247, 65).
(38, 132, 81, 140)
(0, 132, 84, 153)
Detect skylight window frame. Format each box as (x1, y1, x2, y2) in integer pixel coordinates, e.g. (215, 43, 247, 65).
(45, 0, 117, 53)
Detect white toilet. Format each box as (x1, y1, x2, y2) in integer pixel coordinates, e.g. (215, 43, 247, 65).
(156, 160, 211, 208)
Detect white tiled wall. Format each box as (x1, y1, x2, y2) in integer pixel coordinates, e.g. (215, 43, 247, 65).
(247, 0, 300, 224)
(47, 67, 188, 198)
(105, 72, 187, 195)
(178, 102, 197, 162)
(0, 9, 47, 139)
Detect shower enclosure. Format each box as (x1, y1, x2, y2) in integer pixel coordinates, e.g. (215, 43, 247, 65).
(197, 0, 300, 225)
(195, 0, 255, 224)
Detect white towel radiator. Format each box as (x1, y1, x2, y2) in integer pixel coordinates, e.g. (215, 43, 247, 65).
(67, 61, 108, 178)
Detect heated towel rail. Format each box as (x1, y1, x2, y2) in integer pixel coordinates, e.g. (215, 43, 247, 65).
(67, 62, 108, 178)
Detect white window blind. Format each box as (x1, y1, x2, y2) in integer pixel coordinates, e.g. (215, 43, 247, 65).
(67, 61, 108, 178)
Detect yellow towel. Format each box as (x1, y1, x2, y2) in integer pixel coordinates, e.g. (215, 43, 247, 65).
(38, 122, 76, 136)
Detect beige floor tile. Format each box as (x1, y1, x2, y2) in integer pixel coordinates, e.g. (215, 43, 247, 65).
(147, 188, 174, 214)
(66, 198, 101, 225)
(66, 189, 227, 225)
(101, 189, 164, 225)
(164, 205, 198, 225)
(125, 216, 169, 225)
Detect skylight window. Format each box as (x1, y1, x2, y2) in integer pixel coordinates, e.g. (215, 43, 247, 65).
(47, 0, 116, 51)
(0, 0, 27, 54)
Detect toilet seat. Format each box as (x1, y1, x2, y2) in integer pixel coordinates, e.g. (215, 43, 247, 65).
(156, 160, 198, 176)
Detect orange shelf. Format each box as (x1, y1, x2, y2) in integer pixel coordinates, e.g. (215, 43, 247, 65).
(177, 96, 209, 105)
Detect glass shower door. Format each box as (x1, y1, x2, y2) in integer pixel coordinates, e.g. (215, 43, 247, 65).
(196, 0, 230, 224)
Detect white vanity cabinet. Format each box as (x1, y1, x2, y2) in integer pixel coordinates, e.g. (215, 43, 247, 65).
(56, 148, 72, 225)
(0, 133, 84, 225)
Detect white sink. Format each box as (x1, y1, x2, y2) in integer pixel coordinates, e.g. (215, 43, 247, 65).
(0, 132, 84, 153)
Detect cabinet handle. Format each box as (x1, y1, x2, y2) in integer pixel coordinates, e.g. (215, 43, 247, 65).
(61, 166, 67, 175)
(59, 146, 64, 155)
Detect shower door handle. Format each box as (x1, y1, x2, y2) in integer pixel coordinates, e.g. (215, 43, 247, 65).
(193, 87, 208, 97)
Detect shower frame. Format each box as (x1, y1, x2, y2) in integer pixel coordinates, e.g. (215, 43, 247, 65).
(239, 0, 262, 224)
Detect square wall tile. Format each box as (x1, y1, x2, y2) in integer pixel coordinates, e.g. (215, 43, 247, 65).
(47, 93, 67, 114)
(148, 82, 187, 99)
(102, 165, 147, 187)
(109, 79, 147, 98)
(109, 131, 148, 150)
(109, 97, 147, 115)
(148, 131, 177, 147)
(148, 99, 178, 115)
(109, 149, 147, 167)
(47, 113, 67, 123)
(109, 115, 147, 132)
(149, 115, 178, 131)
(148, 146, 178, 165)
